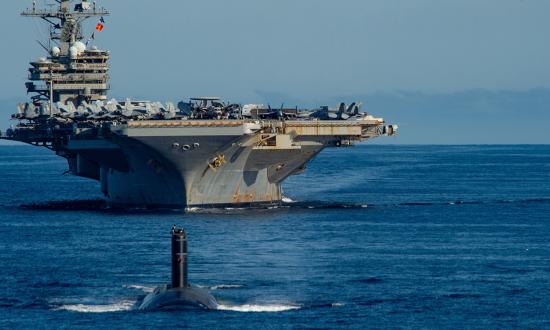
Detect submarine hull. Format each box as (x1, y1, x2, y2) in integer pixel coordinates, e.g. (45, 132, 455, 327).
(138, 285, 218, 311)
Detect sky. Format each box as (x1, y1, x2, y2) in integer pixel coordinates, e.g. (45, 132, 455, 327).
(0, 0, 549, 143)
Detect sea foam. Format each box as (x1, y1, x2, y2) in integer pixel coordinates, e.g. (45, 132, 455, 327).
(54, 300, 136, 313)
(217, 303, 301, 313)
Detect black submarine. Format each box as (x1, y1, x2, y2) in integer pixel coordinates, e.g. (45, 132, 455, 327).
(138, 226, 218, 310)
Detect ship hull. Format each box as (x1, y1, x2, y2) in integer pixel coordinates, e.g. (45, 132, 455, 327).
(17, 119, 389, 209)
(66, 124, 327, 208)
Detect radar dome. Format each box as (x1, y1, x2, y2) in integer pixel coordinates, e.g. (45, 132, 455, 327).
(51, 47, 61, 57)
(69, 46, 78, 59)
(74, 41, 86, 53)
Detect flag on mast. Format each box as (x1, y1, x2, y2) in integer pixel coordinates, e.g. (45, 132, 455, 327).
(96, 17, 106, 31)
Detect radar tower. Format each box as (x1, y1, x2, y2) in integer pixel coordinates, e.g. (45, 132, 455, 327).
(21, 0, 110, 105)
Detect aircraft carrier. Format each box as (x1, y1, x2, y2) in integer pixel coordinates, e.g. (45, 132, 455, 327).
(1, 0, 397, 208)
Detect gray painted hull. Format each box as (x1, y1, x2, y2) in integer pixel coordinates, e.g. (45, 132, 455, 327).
(66, 125, 328, 208)
(24, 118, 391, 209)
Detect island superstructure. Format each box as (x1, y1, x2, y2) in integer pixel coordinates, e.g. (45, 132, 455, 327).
(2, 0, 398, 208)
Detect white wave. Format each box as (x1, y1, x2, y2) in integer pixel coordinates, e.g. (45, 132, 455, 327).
(332, 302, 346, 307)
(282, 196, 295, 203)
(361, 204, 368, 208)
(185, 207, 202, 212)
(210, 284, 243, 290)
(217, 303, 301, 313)
(54, 300, 136, 313)
(123, 284, 155, 293)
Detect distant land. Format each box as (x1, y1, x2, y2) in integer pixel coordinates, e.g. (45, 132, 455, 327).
(1, 88, 548, 145)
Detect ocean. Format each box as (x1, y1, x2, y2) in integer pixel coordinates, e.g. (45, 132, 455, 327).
(0, 145, 549, 329)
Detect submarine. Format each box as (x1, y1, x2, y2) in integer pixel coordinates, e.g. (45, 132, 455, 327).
(138, 226, 218, 310)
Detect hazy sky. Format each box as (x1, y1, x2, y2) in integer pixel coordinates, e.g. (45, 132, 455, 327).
(1, 0, 549, 103)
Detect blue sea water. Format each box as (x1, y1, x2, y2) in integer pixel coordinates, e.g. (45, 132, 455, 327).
(0, 144, 549, 329)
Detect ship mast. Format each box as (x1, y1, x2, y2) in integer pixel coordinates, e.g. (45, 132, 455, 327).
(21, 0, 110, 106)
(22, 0, 109, 53)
